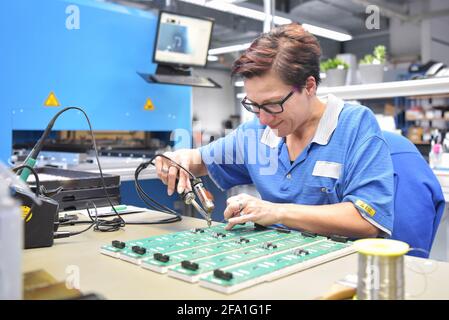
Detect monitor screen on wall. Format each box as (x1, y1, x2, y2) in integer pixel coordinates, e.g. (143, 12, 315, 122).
(153, 11, 214, 68)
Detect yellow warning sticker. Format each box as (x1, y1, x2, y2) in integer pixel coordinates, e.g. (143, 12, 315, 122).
(143, 98, 155, 111)
(21, 205, 32, 222)
(355, 199, 376, 216)
(44, 91, 60, 107)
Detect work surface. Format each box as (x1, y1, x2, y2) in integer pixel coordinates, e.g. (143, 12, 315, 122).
(23, 210, 449, 299)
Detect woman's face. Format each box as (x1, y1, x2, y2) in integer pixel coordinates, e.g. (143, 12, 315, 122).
(243, 70, 314, 137)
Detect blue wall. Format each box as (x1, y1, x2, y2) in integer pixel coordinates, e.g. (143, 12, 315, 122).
(0, 0, 192, 163)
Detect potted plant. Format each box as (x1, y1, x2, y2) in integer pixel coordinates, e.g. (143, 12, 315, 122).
(358, 45, 386, 84)
(320, 58, 349, 87)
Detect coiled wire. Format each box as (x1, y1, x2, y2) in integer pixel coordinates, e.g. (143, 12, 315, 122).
(357, 253, 405, 300)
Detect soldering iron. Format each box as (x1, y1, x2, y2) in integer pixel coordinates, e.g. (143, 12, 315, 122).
(135, 154, 215, 227)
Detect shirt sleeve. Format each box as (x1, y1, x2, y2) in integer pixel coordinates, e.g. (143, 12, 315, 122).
(198, 125, 252, 191)
(342, 135, 395, 236)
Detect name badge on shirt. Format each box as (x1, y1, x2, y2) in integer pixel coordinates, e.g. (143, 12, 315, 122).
(312, 161, 342, 179)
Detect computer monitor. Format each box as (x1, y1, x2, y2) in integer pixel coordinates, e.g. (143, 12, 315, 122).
(153, 11, 214, 68)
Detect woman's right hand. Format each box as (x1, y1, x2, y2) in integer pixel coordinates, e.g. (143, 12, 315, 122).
(154, 150, 193, 196)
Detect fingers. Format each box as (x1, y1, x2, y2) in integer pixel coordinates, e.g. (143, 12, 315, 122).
(167, 165, 179, 196)
(224, 197, 244, 220)
(155, 156, 165, 182)
(177, 156, 191, 194)
(225, 213, 256, 230)
(224, 194, 251, 220)
(156, 152, 174, 185)
(155, 151, 192, 196)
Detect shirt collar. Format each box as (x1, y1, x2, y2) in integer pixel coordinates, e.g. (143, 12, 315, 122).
(260, 125, 282, 149)
(260, 94, 344, 148)
(311, 94, 344, 145)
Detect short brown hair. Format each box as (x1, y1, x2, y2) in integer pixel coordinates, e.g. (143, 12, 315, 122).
(231, 23, 322, 89)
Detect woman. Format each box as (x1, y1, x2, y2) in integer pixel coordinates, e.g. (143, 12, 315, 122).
(155, 23, 394, 238)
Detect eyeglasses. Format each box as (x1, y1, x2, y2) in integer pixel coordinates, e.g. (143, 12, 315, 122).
(241, 90, 295, 115)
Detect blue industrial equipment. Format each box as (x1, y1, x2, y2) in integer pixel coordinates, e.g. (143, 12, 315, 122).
(0, 0, 193, 163)
(0, 0, 205, 214)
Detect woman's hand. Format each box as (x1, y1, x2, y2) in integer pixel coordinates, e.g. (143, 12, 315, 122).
(223, 193, 283, 230)
(154, 150, 193, 196)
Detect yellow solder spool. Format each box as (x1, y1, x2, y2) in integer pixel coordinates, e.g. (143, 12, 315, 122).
(353, 238, 410, 300)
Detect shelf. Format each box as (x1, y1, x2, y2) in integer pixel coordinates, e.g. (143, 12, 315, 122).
(317, 77, 449, 100)
(406, 118, 449, 122)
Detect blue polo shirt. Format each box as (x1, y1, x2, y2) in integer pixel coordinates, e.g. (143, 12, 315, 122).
(199, 94, 394, 235)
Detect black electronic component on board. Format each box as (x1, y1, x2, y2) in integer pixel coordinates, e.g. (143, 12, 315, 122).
(254, 223, 267, 231)
(329, 235, 349, 243)
(153, 252, 170, 263)
(276, 228, 291, 234)
(181, 260, 199, 271)
(132, 245, 146, 255)
(293, 248, 310, 256)
(212, 232, 226, 238)
(238, 237, 250, 244)
(301, 231, 317, 238)
(191, 228, 205, 234)
(214, 269, 233, 281)
(112, 240, 126, 249)
(261, 242, 277, 249)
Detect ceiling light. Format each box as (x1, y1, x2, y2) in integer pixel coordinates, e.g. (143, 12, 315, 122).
(302, 23, 352, 42)
(178, 0, 351, 42)
(208, 42, 251, 55)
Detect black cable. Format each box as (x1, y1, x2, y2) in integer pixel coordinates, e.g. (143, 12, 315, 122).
(133, 153, 197, 215)
(23, 107, 188, 234)
(54, 201, 98, 238)
(11, 164, 41, 198)
(52, 109, 191, 229)
(57, 159, 183, 229)
(84, 200, 123, 232)
(133, 160, 182, 224)
(86, 201, 125, 232)
(58, 213, 181, 226)
(131, 152, 216, 224)
(134, 162, 178, 214)
(132, 152, 205, 224)
(24, 107, 125, 231)
(32, 107, 126, 232)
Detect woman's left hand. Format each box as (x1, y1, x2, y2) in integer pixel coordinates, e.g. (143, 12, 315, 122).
(223, 193, 283, 230)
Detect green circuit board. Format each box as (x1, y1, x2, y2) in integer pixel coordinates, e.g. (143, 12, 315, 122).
(141, 229, 306, 273)
(200, 239, 352, 293)
(100, 224, 260, 264)
(167, 233, 325, 282)
(100, 223, 354, 294)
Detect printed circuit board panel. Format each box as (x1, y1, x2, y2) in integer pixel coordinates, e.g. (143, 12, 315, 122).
(100, 223, 354, 294)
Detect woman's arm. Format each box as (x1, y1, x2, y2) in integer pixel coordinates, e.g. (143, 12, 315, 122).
(224, 194, 379, 238)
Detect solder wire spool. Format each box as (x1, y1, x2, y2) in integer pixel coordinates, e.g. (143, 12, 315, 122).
(353, 238, 410, 300)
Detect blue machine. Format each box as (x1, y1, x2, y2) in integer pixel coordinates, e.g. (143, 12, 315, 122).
(0, 0, 192, 163)
(0, 0, 227, 220)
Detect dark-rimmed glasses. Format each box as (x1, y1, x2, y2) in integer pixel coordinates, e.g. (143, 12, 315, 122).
(241, 90, 295, 115)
